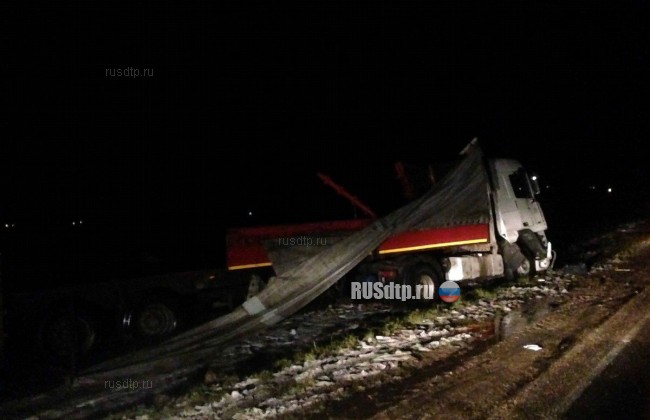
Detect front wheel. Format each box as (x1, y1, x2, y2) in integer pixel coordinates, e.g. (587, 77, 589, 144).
(515, 258, 532, 277)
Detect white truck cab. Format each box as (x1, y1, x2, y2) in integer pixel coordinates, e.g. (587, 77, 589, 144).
(490, 159, 553, 274)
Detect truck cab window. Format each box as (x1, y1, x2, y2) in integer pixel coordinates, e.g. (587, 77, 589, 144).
(509, 168, 533, 199)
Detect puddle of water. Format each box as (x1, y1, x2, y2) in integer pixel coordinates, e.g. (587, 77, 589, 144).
(493, 298, 555, 341)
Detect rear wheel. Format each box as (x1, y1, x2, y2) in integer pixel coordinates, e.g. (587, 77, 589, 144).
(136, 303, 178, 337)
(38, 310, 97, 365)
(124, 296, 182, 340)
(403, 262, 442, 303)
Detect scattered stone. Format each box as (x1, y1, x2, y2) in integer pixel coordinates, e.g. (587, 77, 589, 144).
(204, 369, 219, 385)
(564, 263, 588, 275)
(315, 381, 334, 387)
(153, 394, 171, 409)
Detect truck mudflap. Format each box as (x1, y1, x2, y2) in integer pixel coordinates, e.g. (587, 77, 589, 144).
(83, 142, 490, 379)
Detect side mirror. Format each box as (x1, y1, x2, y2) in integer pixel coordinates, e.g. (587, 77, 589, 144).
(530, 175, 541, 195)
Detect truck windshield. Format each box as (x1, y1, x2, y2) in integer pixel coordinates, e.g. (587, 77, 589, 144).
(509, 168, 533, 199)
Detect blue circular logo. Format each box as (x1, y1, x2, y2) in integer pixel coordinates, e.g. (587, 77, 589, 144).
(439, 280, 461, 303)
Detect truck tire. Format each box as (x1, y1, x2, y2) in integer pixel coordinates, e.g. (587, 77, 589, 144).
(135, 302, 179, 338)
(515, 258, 532, 277)
(403, 262, 442, 303)
(38, 309, 97, 365)
(504, 256, 534, 280)
(516, 229, 547, 278)
(122, 291, 184, 343)
(501, 241, 532, 281)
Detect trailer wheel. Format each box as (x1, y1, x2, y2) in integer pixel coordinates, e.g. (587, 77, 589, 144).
(38, 310, 97, 364)
(135, 302, 179, 337)
(404, 262, 442, 303)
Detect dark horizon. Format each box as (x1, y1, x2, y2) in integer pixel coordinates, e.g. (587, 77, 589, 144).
(3, 1, 648, 268)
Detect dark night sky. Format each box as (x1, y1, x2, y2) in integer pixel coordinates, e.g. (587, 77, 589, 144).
(2, 1, 649, 266)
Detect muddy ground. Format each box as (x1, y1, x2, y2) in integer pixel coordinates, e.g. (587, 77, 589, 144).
(325, 234, 650, 419)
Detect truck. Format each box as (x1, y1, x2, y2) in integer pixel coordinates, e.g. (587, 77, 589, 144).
(224, 147, 554, 301)
(0, 141, 554, 376)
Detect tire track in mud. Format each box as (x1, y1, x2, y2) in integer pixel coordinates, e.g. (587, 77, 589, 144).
(373, 303, 617, 419)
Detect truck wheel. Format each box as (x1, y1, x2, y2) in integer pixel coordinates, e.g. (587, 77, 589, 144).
(502, 242, 534, 280)
(404, 263, 442, 303)
(516, 258, 532, 277)
(135, 301, 179, 338)
(38, 311, 97, 364)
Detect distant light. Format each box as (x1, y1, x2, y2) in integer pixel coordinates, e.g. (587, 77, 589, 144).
(4, 224, 7, 228)
(545, 185, 550, 189)
(531, 176, 537, 181)
(248, 211, 253, 216)
(79, 220, 83, 224)
(72, 221, 76, 226)
(11, 224, 15, 228)
(590, 185, 596, 190)
(607, 188, 612, 193)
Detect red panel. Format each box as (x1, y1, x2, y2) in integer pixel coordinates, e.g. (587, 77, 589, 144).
(226, 219, 372, 270)
(378, 224, 490, 254)
(227, 242, 271, 270)
(226, 220, 490, 270)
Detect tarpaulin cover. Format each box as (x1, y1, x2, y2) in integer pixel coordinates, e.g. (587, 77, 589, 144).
(84, 141, 490, 380)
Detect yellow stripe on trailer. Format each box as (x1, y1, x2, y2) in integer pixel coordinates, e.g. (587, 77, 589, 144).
(228, 262, 273, 271)
(378, 238, 488, 255)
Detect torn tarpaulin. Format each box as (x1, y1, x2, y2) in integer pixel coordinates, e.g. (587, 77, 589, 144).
(84, 141, 490, 381)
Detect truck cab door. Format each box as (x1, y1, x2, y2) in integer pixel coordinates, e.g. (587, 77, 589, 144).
(508, 168, 546, 230)
(491, 160, 548, 243)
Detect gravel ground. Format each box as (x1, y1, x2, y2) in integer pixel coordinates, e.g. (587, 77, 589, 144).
(164, 276, 577, 419)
